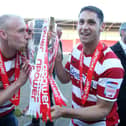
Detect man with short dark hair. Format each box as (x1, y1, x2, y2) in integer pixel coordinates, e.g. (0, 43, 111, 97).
(51, 6, 124, 126)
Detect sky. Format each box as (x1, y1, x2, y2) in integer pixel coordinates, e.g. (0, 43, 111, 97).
(0, 0, 125, 23)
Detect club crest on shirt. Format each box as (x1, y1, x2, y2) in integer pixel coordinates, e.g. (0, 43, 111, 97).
(104, 81, 118, 98)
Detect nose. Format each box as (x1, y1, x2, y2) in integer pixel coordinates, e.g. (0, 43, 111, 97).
(24, 32, 29, 41)
(82, 22, 89, 30)
(25, 31, 32, 41)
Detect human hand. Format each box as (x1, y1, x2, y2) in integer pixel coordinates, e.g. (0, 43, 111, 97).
(51, 105, 64, 120)
(55, 45, 62, 63)
(47, 31, 57, 47)
(57, 27, 62, 39)
(17, 59, 31, 87)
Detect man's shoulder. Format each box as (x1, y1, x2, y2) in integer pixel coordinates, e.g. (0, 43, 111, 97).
(111, 41, 120, 50)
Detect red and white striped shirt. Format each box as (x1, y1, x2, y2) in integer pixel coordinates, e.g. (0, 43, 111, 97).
(65, 43, 124, 126)
(0, 54, 22, 117)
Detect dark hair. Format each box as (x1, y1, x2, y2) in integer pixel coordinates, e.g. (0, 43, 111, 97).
(79, 6, 104, 23)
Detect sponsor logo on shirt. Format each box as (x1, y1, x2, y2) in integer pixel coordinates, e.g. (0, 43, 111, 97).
(104, 81, 118, 98)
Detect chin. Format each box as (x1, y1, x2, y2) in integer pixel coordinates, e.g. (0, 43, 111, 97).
(81, 40, 89, 44)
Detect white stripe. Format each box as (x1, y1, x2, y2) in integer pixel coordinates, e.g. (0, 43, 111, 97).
(103, 47, 112, 55)
(94, 62, 102, 75)
(72, 119, 106, 126)
(72, 119, 87, 126)
(97, 95, 117, 102)
(0, 104, 14, 113)
(73, 85, 81, 98)
(5, 59, 15, 72)
(72, 48, 81, 60)
(67, 53, 72, 62)
(72, 100, 81, 109)
(87, 94, 97, 102)
(83, 56, 91, 67)
(91, 80, 97, 89)
(70, 65, 80, 80)
(0, 101, 11, 106)
(103, 58, 123, 72)
(72, 43, 83, 60)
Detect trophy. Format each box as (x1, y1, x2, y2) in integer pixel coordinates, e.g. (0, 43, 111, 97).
(25, 17, 67, 121)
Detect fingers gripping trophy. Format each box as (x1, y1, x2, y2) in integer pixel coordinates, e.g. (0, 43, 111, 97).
(25, 17, 67, 121)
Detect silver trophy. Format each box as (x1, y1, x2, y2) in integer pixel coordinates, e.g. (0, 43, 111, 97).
(27, 18, 57, 71)
(25, 18, 59, 118)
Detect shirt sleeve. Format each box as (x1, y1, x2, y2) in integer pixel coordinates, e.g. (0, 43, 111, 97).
(97, 56, 124, 102)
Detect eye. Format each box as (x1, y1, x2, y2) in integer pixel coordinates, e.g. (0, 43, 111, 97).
(79, 19, 84, 25)
(19, 28, 25, 33)
(28, 29, 32, 34)
(88, 20, 96, 25)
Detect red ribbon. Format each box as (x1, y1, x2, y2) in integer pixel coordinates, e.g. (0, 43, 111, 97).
(79, 42, 103, 104)
(49, 76, 67, 106)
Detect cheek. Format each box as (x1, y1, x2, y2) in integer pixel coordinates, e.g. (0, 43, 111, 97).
(77, 26, 81, 34)
(15, 35, 24, 42)
(77, 23, 80, 31)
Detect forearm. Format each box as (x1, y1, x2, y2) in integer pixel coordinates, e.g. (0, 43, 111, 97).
(0, 80, 22, 105)
(60, 101, 113, 121)
(62, 106, 108, 121)
(55, 60, 70, 83)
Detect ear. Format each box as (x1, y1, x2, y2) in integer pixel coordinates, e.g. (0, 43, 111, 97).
(100, 23, 105, 32)
(121, 30, 125, 35)
(0, 30, 7, 40)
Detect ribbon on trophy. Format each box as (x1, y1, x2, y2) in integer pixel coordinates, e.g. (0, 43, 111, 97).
(25, 17, 67, 121)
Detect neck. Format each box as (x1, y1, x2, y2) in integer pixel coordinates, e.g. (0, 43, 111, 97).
(0, 42, 16, 58)
(82, 40, 99, 55)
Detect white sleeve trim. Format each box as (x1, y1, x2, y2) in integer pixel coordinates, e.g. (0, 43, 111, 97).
(97, 95, 117, 102)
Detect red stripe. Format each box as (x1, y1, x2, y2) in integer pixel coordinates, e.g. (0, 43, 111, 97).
(7, 68, 15, 79)
(26, 24, 29, 32)
(72, 119, 79, 126)
(100, 68, 124, 79)
(0, 69, 15, 82)
(2, 55, 16, 61)
(104, 50, 118, 60)
(72, 93, 96, 107)
(72, 79, 97, 96)
(71, 57, 99, 81)
(0, 103, 13, 108)
(97, 85, 119, 100)
(0, 107, 14, 117)
(65, 62, 70, 71)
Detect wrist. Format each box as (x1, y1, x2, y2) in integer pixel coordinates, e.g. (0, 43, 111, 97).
(61, 107, 68, 118)
(15, 79, 22, 87)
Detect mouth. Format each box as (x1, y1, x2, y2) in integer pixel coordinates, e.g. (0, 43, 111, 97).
(80, 32, 90, 40)
(80, 31, 90, 36)
(19, 47, 26, 52)
(19, 43, 28, 52)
